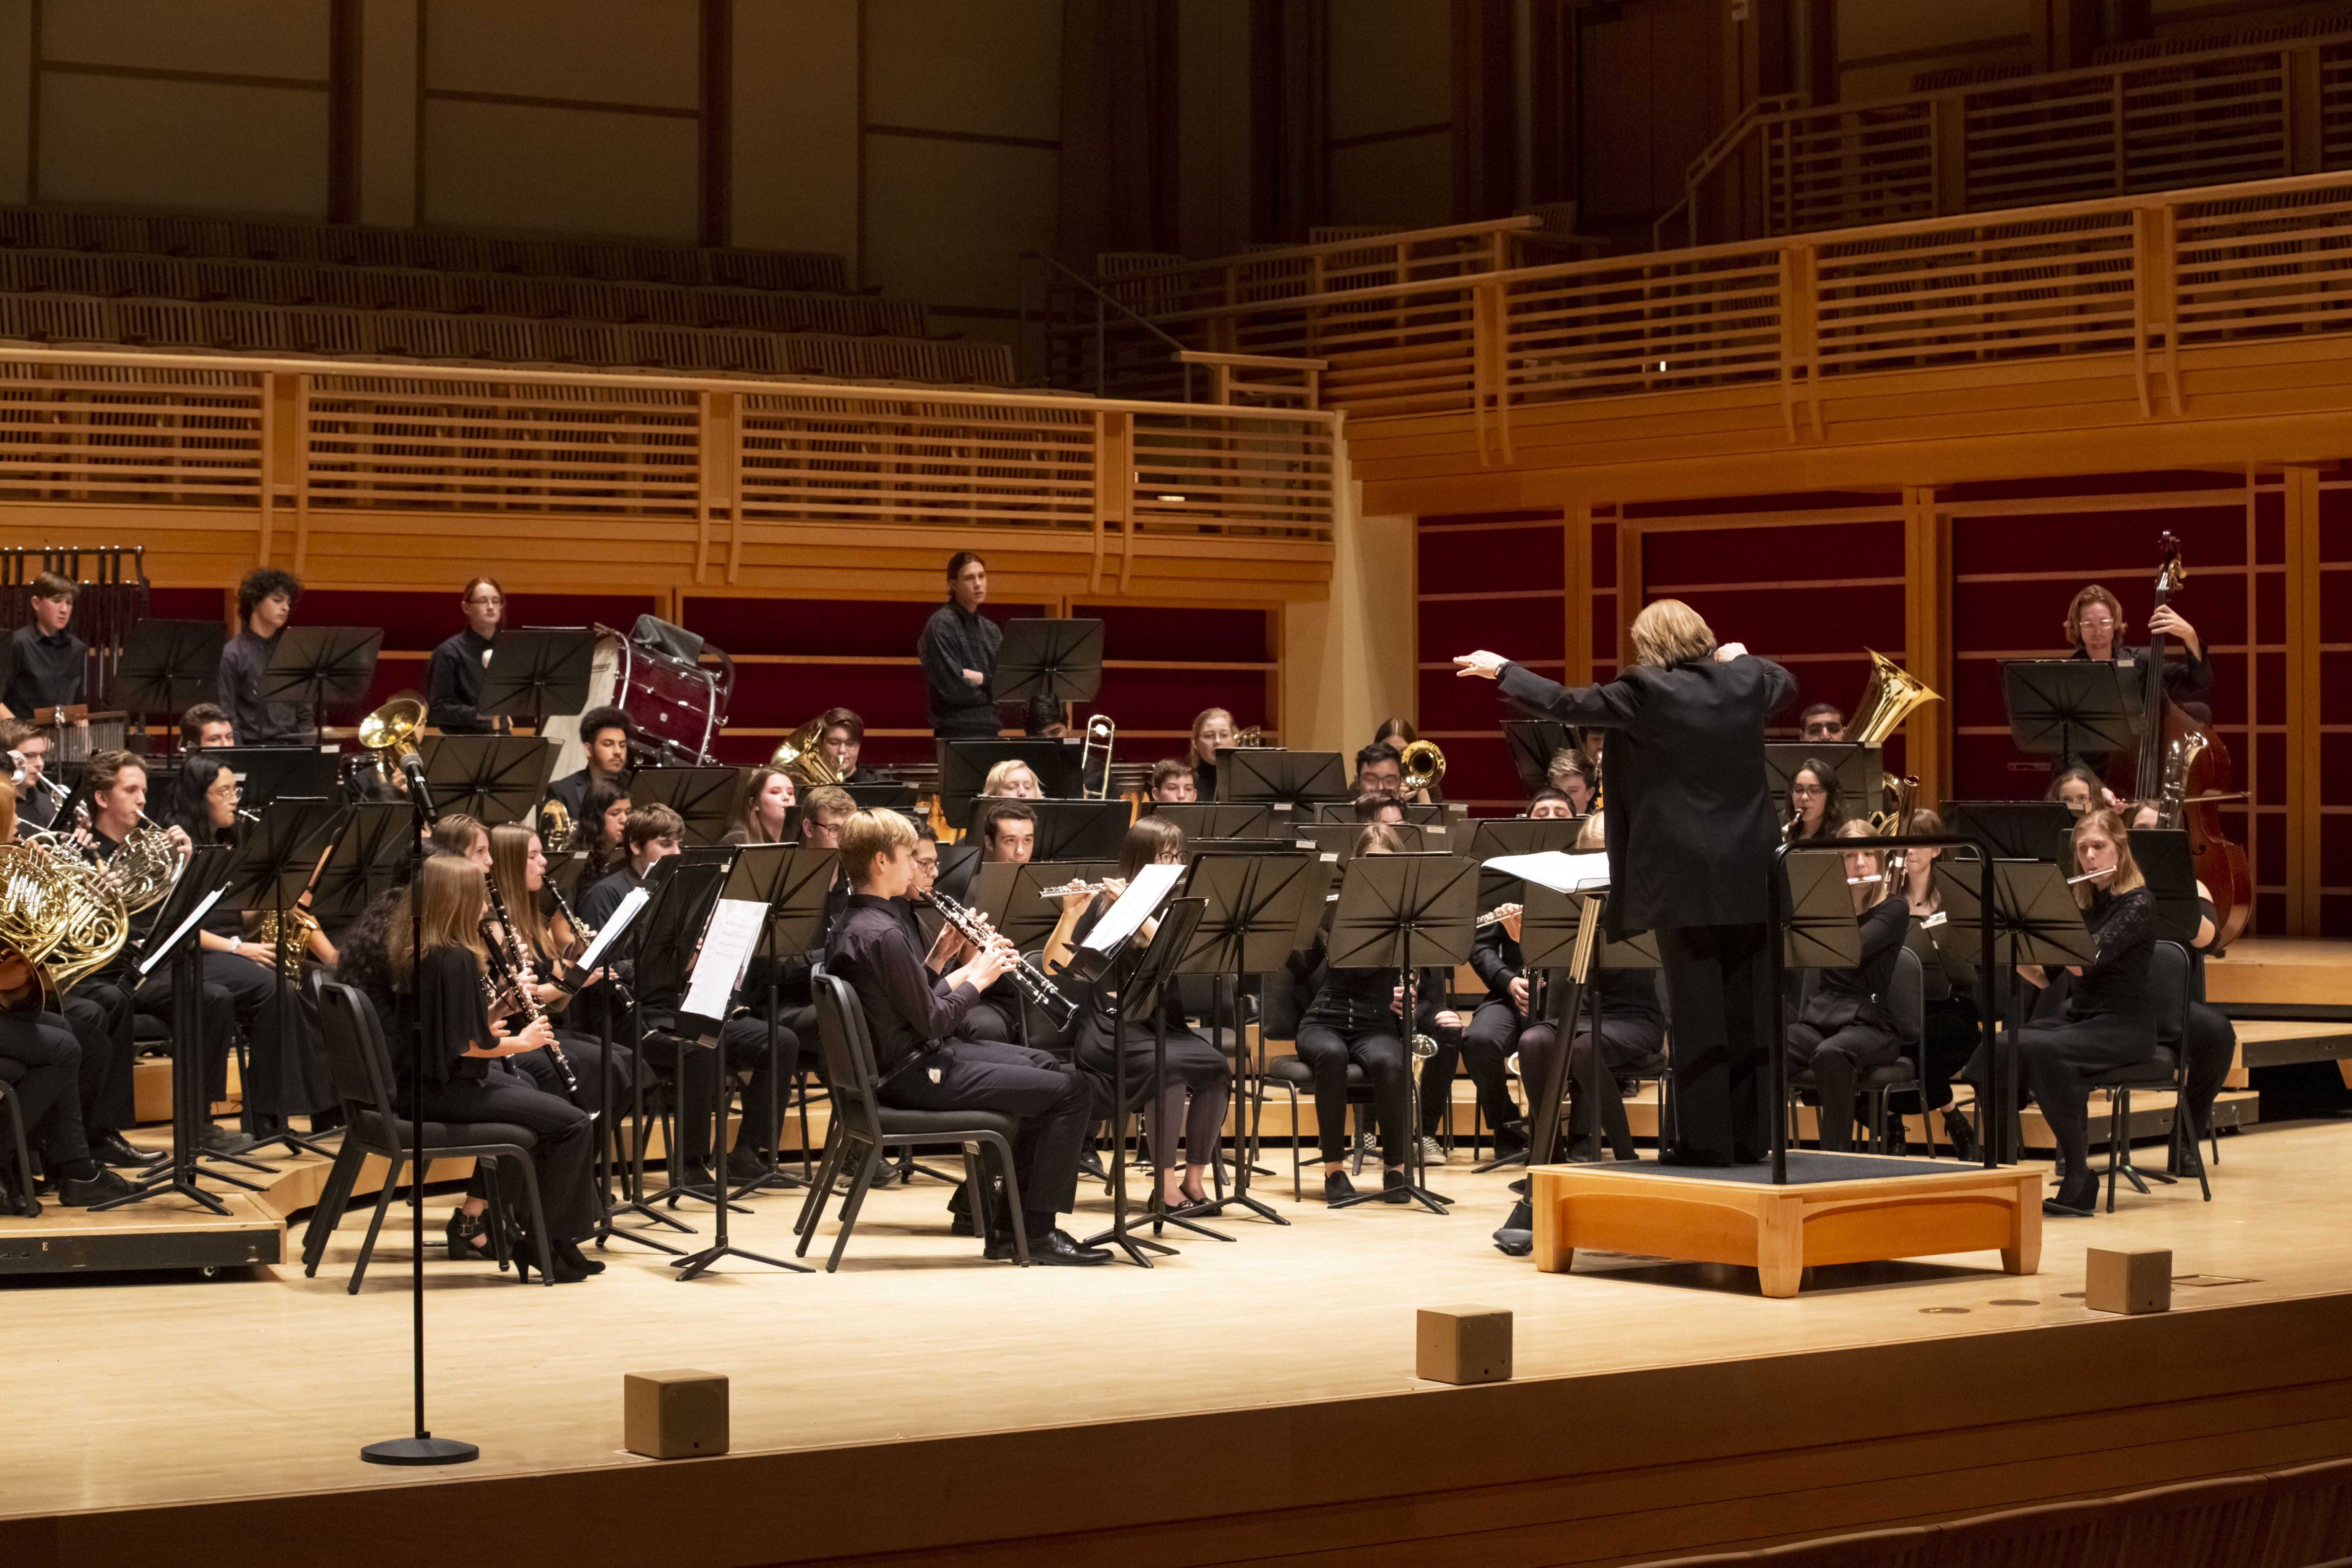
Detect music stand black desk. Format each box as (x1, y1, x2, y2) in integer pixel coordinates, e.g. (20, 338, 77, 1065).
(93, 845, 247, 1213)
(568, 878, 682, 1254)
(2131, 827, 2201, 944)
(1071, 893, 1206, 1267)
(992, 617, 1105, 705)
(307, 801, 412, 927)
(1143, 802, 1273, 840)
(1218, 748, 1348, 808)
(630, 767, 742, 847)
(959, 797, 1130, 861)
(256, 626, 382, 742)
(630, 849, 736, 1213)
(113, 620, 224, 756)
(1942, 801, 2076, 866)
(217, 796, 344, 1159)
(212, 746, 339, 807)
(716, 842, 838, 1204)
(845, 782, 918, 811)
(1175, 849, 1327, 1226)
(1324, 852, 1480, 1214)
(480, 629, 598, 735)
(967, 860, 1117, 955)
(937, 740, 1080, 817)
(2002, 659, 2143, 770)
(1763, 743, 1883, 822)
(1472, 818, 1583, 916)
(1310, 800, 1452, 828)
(1503, 718, 1573, 796)
(419, 736, 555, 827)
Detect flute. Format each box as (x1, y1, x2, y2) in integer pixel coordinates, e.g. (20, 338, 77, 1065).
(1037, 879, 1109, 900)
(1474, 902, 1524, 928)
(2066, 866, 2117, 885)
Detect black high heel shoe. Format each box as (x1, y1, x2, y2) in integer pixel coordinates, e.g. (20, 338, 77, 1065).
(513, 1234, 589, 1284)
(554, 1238, 605, 1276)
(445, 1207, 493, 1261)
(1942, 1108, 1978, 1162)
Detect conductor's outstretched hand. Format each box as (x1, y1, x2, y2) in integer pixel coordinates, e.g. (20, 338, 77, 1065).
(1454, 651, 1506, 680)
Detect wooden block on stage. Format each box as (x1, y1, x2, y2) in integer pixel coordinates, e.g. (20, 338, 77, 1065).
(2085, 1248, 2171, 1315)
(624, 1369, 729, 1460)
(1416, 1306, 1512, 1386)
(1528, 1153, 2046, 1299)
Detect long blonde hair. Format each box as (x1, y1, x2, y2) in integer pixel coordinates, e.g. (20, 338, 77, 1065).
(1835, 818, 1890, 914)
(489, 823, 554, 961)
(386, 855, 488, 982)
(2070, 808, 2145, 909)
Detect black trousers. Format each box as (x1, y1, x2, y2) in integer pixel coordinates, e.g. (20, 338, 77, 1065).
(513, 1028, 634, 1119)
(2019, 1015, 2157, 1181)
(643, 1015, 799, 1162)
(133, 952, 335, 1117)
(62, 978, 136, 1138)
(0, 1011, 88, 1164)
(1518, 1014, 1666, 1146)
(2178, 1002, 2234, 1146)
(1891, 996, 1982, 1117)
(876, 1040, 1092, 1217)
(1073, 1012, 1231, 1170)
(1419, 1000, 1522, 1141)
(417, 1064, 598, 1242)
(1785, 1017, 1898, 1152)
(1294, 1020, 1408, 1166)
(1656, 922, 1774, 1164)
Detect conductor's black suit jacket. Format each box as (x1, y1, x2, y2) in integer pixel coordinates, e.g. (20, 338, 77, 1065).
(1499, 654, 1797, 939)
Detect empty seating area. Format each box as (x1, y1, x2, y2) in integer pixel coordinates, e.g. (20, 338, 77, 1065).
(0, 207, 1012, 385)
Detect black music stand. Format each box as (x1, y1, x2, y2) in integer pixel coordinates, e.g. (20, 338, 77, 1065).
(1143, 802, 1273, 839)
(569, 881, 684, 1252)
(479, 629, 598, 735)
(112, 620, 224, 755)
(968, 859, 1116, 954)
(1172, 850, 1328, 1226)
(937, 739, 1081, 816)
(633, 850, 737, 1212)
(2002, 660, 2143, 769)
(307, 801, 414, 923)
(2130, 827, 2200, 944)
(217, 795, 343, 1160)
(844, 782, 918, 811)
(214, 745, 339, 805)
(1311, 800, 1450, 828)
(93, 846, 249, 1212)
(256, 626, 382, 740)
(1779, 852, 1864, 971)
(1324, 852, 1479, 1214)
(1295, 821, 1433, 858)
(1942, 800, 2075, 863)
(1471, 817, 1583, 909)
(630, 766, 742, 847)
(1933, 856, 2094, 1168)
(1218, 748, 1348, 809)
(993, 617, 1105, 705)
(715, 843, 837, 1205)
(417, 736, 555, 827)
(1076, 895, 1207, 1267)
(960, 797, 1129, 859)
(1503, 718, 1573, 796)
(1763, 742, 1883, 820)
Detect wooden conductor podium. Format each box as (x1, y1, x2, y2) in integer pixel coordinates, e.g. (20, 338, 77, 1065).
(1528, 1152, 2045, 1298)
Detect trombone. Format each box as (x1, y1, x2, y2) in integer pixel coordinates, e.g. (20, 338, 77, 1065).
(1080, 714, 1114, 800)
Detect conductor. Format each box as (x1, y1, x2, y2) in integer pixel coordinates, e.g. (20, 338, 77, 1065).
(1456, 599, 1795, 1166)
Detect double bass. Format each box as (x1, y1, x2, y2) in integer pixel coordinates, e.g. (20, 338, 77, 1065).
(2120, 534, 2253, 951)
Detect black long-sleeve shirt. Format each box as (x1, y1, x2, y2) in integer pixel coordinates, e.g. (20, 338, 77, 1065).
(426, 627, 496, 732)
(1801, 893, 1909, 1032)
(918, 601, 1001, 734)
(217, 628, 315, 746)
(3, 623, 84, 716)
(829, 892, 981, 1076)
(2067, 886, 2157, 1028)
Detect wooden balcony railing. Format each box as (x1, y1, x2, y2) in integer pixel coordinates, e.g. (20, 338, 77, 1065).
(1087, 170, 2352, 454)
(0, 347, 1338, 591)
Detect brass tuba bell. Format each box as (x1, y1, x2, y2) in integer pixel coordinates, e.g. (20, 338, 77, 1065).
(1849, 649, 1938, 746)
(769, 716, 846, 787)
(1398, 738, 1447, 796)
(359, 697, 426, 772)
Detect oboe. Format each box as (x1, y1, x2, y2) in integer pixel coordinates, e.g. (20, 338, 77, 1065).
(482, 874, 579, 1096)
(925, 889, 1076, 1026)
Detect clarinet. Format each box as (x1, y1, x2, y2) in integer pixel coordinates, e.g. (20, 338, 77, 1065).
(925, 889, 1076, 1026)
(482, 875, 579, 1096)
(544, 876, 633, 1009)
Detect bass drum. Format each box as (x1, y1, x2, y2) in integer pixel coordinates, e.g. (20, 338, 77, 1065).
(542, 621, 733, 778)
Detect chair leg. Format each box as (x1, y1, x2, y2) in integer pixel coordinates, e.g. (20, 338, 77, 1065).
(825, 1142, 883, 1273)
(510, 1157, 554, 1286)
(301, 1143, 364, 1275)
(481, 1165, 512, 1272)
(2104, 1093, 2122, 1214)
(793, 1126, 844, 1241)
(984, 1133, 1028, 1266)
(348, 1150, 405, 1295)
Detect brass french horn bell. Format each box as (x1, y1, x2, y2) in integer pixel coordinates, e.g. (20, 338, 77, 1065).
(360, 697, 426, 771)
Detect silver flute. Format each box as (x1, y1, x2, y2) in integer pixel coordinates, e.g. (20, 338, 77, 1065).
(926, 889, 1076, 1026)
(1036, 879, 1109, 900)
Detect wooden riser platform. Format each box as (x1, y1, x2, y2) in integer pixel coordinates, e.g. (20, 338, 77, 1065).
(2205, 937, 2352, 1010)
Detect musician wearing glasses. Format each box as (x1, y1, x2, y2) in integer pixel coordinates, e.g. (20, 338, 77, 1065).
(547, 706, 632, 830)
(1353, 742, 1404, 798)
(828, 807, 1108, 1264)
(427, 575, 505, 734)
(2, 571, 85, 722)
(1188, 708, 1236, 801)
(217, 568, 313, 747)
(920, 551, 1001, 740)
(816, 707, 883, 784)
(1783, 760, 1843, 844)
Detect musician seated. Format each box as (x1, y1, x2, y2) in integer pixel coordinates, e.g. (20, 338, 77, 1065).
(489, 823, 631, 1120)
(546, 706, 632, 826)
(426, 575, 503, 734)
(1188, 707, 1236, 801)
(1374, 718, 1439, 803)
(217, 568, 314, 747)
(1353, 742, 1403, 798)
(728, 764, 796, 845)
(0, 944, 137, 1207)
(580, 803, 680, 929)
(817, 706, 883, 785)
(942, 800, 1033, 1042)
(579, 779, 632, 885)
(2126, 798, 2233, 1178)
(1781, 820, 1908, 1152)
(1022, 696, 1068, 739)
(735, 784, 854, 1058)
(1800, 703, 1845, 743)
(1147, 759, 1196, 804)
(1892, 808, 1980, 1159)
(180, 702, 235, 751)
(1783, 759, 1843, 843)
(1288, 823, 1419, 1205)
(828, 807, 1108, 1265)
(1353, 793, 1405, 826)
(1545, 748, 1596, 815)
(1042, 818, 1231, 1212)
(981, 759, 1044, 799)
(427, 812, 494, 873)
(1420, 787, 1581, 1165)
(1, 719, 53, 830)
(2047, 764, 2119, 818)
(3, 570, 85, 722)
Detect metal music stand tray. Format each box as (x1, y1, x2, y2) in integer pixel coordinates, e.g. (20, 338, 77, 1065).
(1076, 896, 1208, 1266)
(93, 846, 251, 1211)
(714, 843, 838, 1205)
(1942, 801, 2076, 864)
(1324, 852, 1481, 1214)
(2001, 659, 2144, 769)
(1217, 748, 1349, 809)
(992, 617, 1105, 705)
(844, 782, 918, 811)
(216, 794, 344, 1159)
(628, 766, 742, 847)
(1172, 849, 1331, 1227)
(111, 619, 224, 753)
(1142, 802, 1274, 840)
(417, 735, 556, 827)
(479, 628, 599, 734)
(256, 626, 383, 736)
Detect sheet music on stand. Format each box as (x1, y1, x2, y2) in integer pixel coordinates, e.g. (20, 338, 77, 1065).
(577, 886, 650, 973)
(1081, 862, 1185, 957)
(1481, 850, 1612, 895)
(680, 897, 766, 1026)
(139, 887, 227, 979)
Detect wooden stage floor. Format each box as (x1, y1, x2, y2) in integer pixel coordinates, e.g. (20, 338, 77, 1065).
(4, 1116, 2351, 1567)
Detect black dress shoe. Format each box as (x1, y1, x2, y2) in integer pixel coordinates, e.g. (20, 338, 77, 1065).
(989, 1228, 1110, 1266)
(57, 1167, 136, 1207)
(90, 1131, 164, 1167)
(1324, 1171, 1356, 1206)
(723, 1145, 769, 1182)
(1382, 1168, 1409, 1203)
(2043, 1174, 2100, 1218)
(1942, 1108, 1978, 1162)
(554, 1238, 606, 1275)
(198, 1124, 242, 1155)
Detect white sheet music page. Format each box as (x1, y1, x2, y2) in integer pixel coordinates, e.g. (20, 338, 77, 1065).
(576, 885, 650, 973)
(682, 897, 766, 1020)
(1481, 850, 1611, 895)
(1081, 862, 1184, 954)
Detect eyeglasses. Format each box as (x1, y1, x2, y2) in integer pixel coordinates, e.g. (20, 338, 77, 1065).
(1790, 783, 1826, 797)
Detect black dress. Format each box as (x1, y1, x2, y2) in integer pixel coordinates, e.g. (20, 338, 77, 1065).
(1068, 899, 1230, 1171)
(1783, 894, 1909, 1151)
(2011, 887, 2158, 1181)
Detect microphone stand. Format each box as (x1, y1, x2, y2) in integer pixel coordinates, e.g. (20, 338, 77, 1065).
(362, 750, 475, 1466)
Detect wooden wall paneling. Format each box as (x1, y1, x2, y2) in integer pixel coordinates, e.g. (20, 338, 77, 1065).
(1904, 485, 1951, 812)
(2285, 465, 2325, 935)
(2318, 475, 2352, 937)
(1414, 509, 1566, 809)
(1564, 500, 1591, 687)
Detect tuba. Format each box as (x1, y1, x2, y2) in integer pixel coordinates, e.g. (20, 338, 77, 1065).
(1233, 725, 1263, 748)
(360, 697, 426, 774)
(540, 796, 575, 853)
(1851, 649, 1938, 854)
(1399, 738, 1447, 796)
(769, 716, 846, 788)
